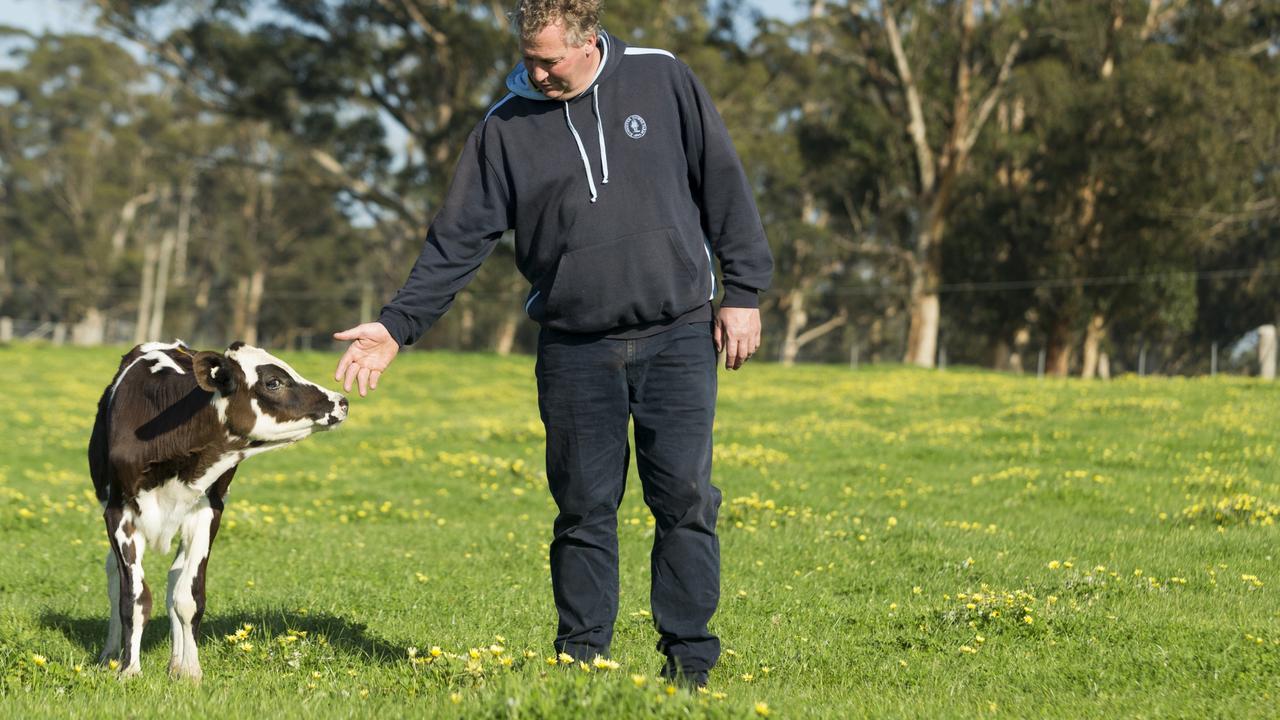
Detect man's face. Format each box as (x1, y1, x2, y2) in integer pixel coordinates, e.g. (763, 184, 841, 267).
(520, 21, 599, 100)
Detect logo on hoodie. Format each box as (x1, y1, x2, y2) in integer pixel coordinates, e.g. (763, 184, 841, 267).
(624, 115, 647, 139)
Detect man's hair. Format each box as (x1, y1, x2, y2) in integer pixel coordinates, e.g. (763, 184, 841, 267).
(513, 0, 601, 46)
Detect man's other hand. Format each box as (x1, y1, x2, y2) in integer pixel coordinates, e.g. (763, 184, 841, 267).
(333, 322, 400, 397)
(714, 306, 761, 371)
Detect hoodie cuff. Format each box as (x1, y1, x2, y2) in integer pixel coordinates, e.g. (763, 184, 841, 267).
(720, 284, 760, 309)
(377, 309, 413, 349)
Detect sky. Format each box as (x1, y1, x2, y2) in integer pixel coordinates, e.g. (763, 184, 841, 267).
(0, 0, 808, 36)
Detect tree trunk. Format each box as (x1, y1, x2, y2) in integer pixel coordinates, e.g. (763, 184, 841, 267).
(1008, 326, 1031, 374)
(903, 292, 940, 367)
(1045, 315, 1072, 377)
(243, 267, 265, 346)
(991, 339, 1012, 371)
(173, 177, 195, 283)
(903, 238, 940, 368)
(1080, 312, 1106, 379)
(133, 233, 158, 345)
(458, 298, 475, 350)
(73, 307, 106, 346)
(231, 276, 249, 342)
(494, 271, 528, 356)
(147, 228, 176, 341)
(493, 310, 519, 356)
(1260, 324, 1277, 380)
(190, 274, 211, 346)
(780, 288, 808, 366)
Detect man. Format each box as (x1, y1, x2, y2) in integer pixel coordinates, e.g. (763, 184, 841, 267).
(333, 0, 772, 687)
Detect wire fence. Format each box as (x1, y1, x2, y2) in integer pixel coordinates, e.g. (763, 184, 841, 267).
(3, 310, 1276, 381)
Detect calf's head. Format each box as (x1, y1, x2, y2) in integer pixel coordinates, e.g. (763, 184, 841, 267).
(193, 342, 347, 444)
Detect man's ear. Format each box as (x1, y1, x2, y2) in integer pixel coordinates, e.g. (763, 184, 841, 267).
(193, 351, 237, 395)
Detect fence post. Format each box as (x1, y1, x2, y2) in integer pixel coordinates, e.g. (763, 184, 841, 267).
(850, 343, 859, 370)
(1260, 325, 1277, 380)
(0, 317, 11, 343)
(1037, 348, 1046, 379)
(1139, 345, 1147, 377)
(1211, 342, 1218, 377)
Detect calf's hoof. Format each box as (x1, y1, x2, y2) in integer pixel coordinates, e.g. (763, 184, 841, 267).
(169, 659, 203, 683)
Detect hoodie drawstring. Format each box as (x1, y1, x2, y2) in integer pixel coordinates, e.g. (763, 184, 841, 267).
(563, 102, 598, 202)
(593, 86, 609, 185)
(563, 86, 609, 203)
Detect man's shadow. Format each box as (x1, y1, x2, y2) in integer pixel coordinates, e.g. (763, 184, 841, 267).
(41, 609, 405, 664)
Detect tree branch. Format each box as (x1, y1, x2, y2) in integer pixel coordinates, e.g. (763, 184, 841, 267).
(880, 4, 935, 194)
(308, 149, 425, 228)
(376, 0, 449, 47)
(960, 31, 1025, 156)
(110, 184, 160, 260)
(794, 309, 849, 349)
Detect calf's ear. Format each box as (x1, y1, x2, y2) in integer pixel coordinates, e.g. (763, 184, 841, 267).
(193, 351, 237, 395)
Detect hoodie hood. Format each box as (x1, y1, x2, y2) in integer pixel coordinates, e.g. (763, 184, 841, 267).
(505, 31, 625, 203)
(505, 30, 622, 101)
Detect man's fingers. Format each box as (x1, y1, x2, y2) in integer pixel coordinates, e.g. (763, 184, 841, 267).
(735, 336, 754, 370)
(725, 336, 743, 370)
(342, 362, 360, 394)
(356, 367, 371, 398)
(333, 327, 363, 341)
(713, 319, 724, 353)
(370, 369, 382, 391)
(335, 351, 352, 383)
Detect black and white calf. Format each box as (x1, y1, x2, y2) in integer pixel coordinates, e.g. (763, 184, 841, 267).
(88, 341, 346, 680)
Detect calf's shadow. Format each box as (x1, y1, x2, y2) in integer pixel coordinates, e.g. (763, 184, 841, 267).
(40, 609, 405, 665)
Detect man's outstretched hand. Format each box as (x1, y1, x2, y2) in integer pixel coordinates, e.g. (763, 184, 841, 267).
(714, 306, 761, 371)
(334, 322, 399, 397)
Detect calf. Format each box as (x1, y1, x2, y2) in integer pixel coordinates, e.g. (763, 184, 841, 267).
(88, 340, 347, 680)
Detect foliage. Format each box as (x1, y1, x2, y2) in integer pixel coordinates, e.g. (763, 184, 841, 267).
(0, 1, 1277, 370)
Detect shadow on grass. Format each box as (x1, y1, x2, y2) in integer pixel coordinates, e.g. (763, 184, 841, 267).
(40, 609, 405, 664)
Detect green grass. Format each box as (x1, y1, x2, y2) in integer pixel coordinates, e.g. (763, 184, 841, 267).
(2, 343, 1279, 718)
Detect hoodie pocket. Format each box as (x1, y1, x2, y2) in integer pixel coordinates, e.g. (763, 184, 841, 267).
(539, 227, 707, 332)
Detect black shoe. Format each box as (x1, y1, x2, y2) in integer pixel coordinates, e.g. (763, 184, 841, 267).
(659, 666, 708, 690)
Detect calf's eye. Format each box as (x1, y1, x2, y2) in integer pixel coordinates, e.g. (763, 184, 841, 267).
(265, 378, 284, 391)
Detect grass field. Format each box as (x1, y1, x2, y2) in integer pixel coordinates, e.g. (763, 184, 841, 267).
(2, 343, 1279, 718)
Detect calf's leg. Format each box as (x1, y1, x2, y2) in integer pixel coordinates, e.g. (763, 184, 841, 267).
(99, 548, 122, 664)
(166, 534, 190, 677)
(107, 506, 151, 677)
(167, 498, 220, 681)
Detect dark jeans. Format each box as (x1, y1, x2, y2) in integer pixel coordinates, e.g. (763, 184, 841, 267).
(535, 321, 721, 674)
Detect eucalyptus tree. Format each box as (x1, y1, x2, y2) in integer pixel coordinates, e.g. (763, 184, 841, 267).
(975, 0, 1277, 376)
(0, 30, 159, 335)
(91, 0, 757, 353)
(788, 0, 1025, 367)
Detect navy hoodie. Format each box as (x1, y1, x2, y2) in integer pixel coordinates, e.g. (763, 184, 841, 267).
(378, 31, 774, 345)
